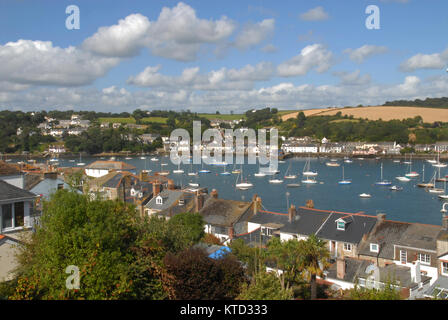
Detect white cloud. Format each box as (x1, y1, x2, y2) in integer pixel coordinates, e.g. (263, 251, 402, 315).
(400, 48, 448, 71)
(127, 62, 274, 91)
(333, 70, 371, 86)
(261, 44, 277, 53)
(83, 2, 236, 61)
(344, 45, 388, 63)
(234, 19, 275, 50)
(0, 40, 120, 86)
(277, 44, 333, 77)
(82, 14, 150, 57)
(299, 7, 329, 21)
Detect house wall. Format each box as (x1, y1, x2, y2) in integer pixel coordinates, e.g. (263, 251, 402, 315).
(248, 222, 261, 233)
(394, 246, 438, 268)
(437, 239, 448, 257)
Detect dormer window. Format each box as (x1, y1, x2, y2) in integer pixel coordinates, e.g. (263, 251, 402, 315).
(178, 199, 185, 206)
(156, 195, 163, 205)
(336, 220, 345, 231)
(261, 227, 273, 236)
(370, 243, 379, 253)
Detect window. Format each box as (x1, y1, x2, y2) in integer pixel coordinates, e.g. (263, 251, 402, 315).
(261, 227, 273, 236)
(343, 243, 352, 252)
(400, 250, 407, 264)
(417, 253, 431, 265)
(2, 203, 12, 229)
(442, 262, 448, 276)
(370, 243, 379, 253)
(2, 202, 24, 230)
(156, 196, 163, 205)
(337, 220, 345, 231)
(14, 202, 24, 227)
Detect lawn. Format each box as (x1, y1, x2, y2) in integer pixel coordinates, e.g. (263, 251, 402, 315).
(198, 113, 246, 121)
(141, 117, 168, 124)
(98, 117, 136, 124)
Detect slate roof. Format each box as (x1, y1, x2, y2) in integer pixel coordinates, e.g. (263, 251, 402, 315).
(425, 275, 448, 297)
(0, 180, 36, 202)
(316, 212, 377, 245)
(199, 198, 252, 227)
(358, 220, 442, 260)
(233, 228, 272, 247)
(85, 161, 136, 170)
(145, 189, 195, 217)
(325, 257, 372, 284)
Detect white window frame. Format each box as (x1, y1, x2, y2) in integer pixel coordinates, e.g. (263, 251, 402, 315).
(370, 243, 379, 253)
(156, 196, 163, 205)
(261, 226, 273, 236)
(400, 250, 407, 264)
(442, 262, 448, 276)
(343, 243, 352, 252)
(336, 220, 345, 231)
(1, 201, 25, 232)
(417, 253, 431, 265)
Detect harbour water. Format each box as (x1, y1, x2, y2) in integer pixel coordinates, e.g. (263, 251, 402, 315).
(17, 156, 448, 226)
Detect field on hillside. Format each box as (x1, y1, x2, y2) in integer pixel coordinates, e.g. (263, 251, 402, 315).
(141, 117, 168, 124)
(99, 117, 136, 124)
(280, 108, 338, 121)
(198, 114, 245, 120)
(281, 106, 448, 123)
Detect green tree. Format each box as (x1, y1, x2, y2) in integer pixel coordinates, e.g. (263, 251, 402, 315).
(347, 279, 402, 300)
(167, 212, 205, 249)
(12, 190, 147, 300)
(297, 234, 330, 300)
(237, 271, 293, 300)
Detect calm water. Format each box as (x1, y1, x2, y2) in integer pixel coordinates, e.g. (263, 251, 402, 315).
(19, 156, 448, 226)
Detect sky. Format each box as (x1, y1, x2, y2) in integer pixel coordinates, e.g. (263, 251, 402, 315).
(0, 0, 448, 113)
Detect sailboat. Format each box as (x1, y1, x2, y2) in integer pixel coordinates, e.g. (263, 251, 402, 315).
(338, 166, 352, 185)
(359, 193, 372, 198)
(403, 153, 411, 165)
(303, 157, 318, 176)
(254, 163, 266, 177)
(375, 162, 391, 186)
(405, 156, 419, 177)
(125, 151, 132, 160)
(433, 147, 447, 168)
(150, 157, 159, 162)
(326, 159, 340, 167)
(284, 162, 297, 179)
(438, 180, 448, 199)
(428, 170, 444, 193)
(220, 164, 231, 175)
(436, 166, 447, 182)
(417, 164, 434, 188)
(76, 153, 85, 166)
(235, 165, 253, 190)
(199, 161, 211, 173)
(173, 161, 184, 174)
(231, 163, 241, 174)
(389, 185, 403, 191)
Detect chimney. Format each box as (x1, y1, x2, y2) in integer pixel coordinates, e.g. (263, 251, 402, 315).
(443, 214, 448, 231)
(288, 204, 296, 223)
(211, 189, 218, 199)
(411, 261, 421, 283)
(228, 226, 234, 240)
(167, 179, 175, 190)
(139, 171, 148, 181)
(196, 191, 204, 212)
(337, 258, 346, 280)
(153, 182, 161, 197)
(253, 196, 262, 215)
(377, 213, 386, 224)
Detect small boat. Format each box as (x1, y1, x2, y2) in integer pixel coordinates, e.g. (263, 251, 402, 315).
(284, 162, 297, 179)
(302, 178, 318, 184)
(269, 178, 284, 184)
(396, 176, 411, 182)
(287, 183, 300, 188)
(427, 159, 437, 164)
(359, 193, 371, 198)
(429, 188, 445, 193)
(49, 158, 59, 162)
(375, 163, 391, 186)
(110, 156, 116, 161)
(188, 172, 198, 176)
(188, 183, 199, 187)
(338, 166, 352, 185)
(173, 163, 184, 174)
(254, 172, 266, 177)
(417, 183, 434, 188)
(150, 157, 158, 161)
(141, 169, 152, 173)
(232, 170, 241, 174)
(405, 171, 419, 178)
(161, 163, 168, 166)
(389, 185, 403, 191)
(77, 153, 85, 166)
(393, 160, 401, 163)
(303, 157, 318, 176)
(235, 165, 253, 190)
(199, 169, 211, 173)
(344, 159, 353, 164)
(432, 148, 446, 167)
(125, 157, 132, 160)
(326, 161, 340, 167)
(158, 171, 170, 176)
(69, 159, 75, 162)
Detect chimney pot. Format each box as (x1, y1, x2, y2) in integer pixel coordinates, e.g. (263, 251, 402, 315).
(288, 204, 296, 223)
(337, 258, 346, 280)
(443, 214, 448, 231)
(211, 189, 218, 199)
(377, 213, 386, 223)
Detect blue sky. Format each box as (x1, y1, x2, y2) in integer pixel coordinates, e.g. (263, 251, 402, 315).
(0, 0, 447, 112)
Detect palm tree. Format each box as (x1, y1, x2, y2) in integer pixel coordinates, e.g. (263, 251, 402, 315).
(298, 234, 330, 300)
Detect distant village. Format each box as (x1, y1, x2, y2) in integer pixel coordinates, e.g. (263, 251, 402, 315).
(1, 156, 448, 300)
(17, 113, 448, 158)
